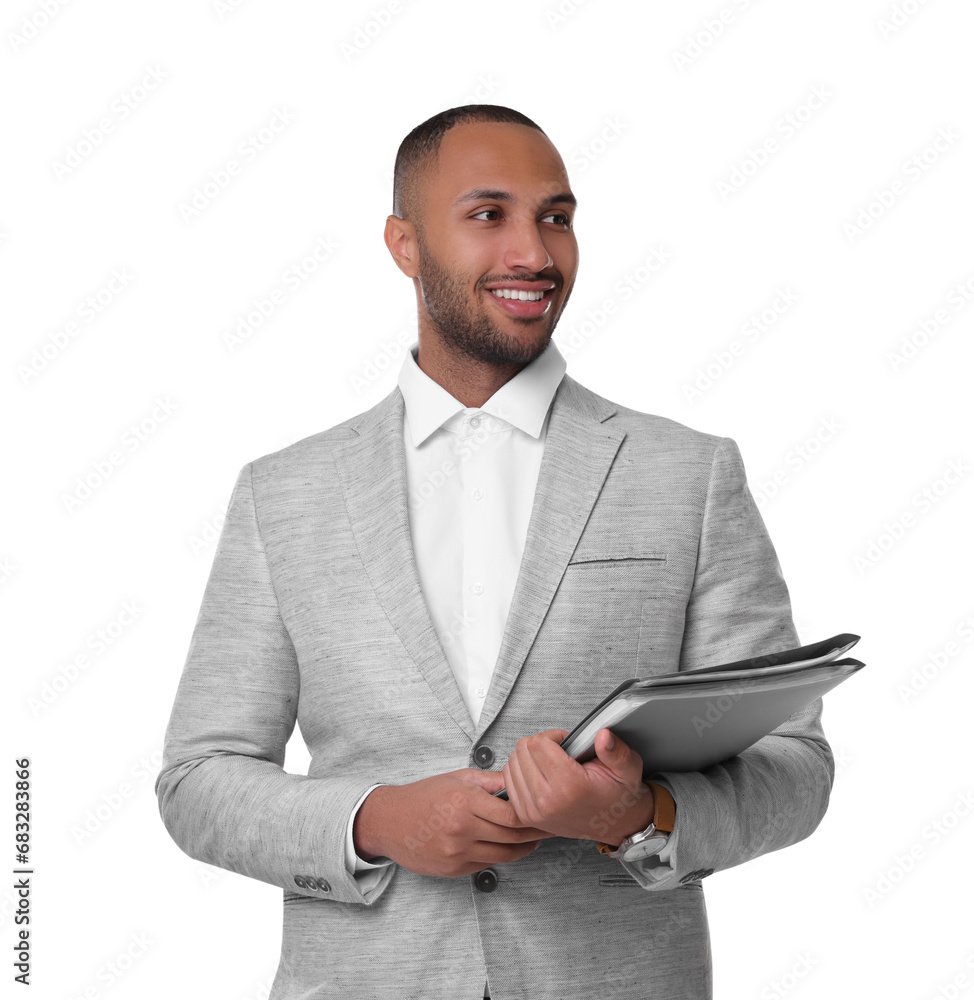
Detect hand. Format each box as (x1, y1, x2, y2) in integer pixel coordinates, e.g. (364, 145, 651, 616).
(502, 728, 655, 845)
(353, 768, 554, 878)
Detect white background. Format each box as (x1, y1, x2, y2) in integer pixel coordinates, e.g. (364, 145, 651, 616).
(3, 1, 973, 998)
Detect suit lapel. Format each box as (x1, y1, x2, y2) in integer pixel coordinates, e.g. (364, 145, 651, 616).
(333, 373, 625, 744)
(333, 387, 477, 739)
(473, 375, 625, 738)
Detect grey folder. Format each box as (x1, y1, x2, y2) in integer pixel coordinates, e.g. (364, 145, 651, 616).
(498, 634, 863, 796)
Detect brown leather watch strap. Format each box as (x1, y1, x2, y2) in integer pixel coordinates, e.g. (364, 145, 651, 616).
(648, 781, 675, 832)
(595, 781, 676, 854)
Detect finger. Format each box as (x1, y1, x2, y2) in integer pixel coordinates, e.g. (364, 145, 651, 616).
(531, 728, 571, 744)
(513, 731, 579, 796)
(453, 768, 505, 793)
(475, 771, 538, 830)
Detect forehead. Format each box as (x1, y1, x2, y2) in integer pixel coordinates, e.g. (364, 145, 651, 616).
(429, 121, 572, 210)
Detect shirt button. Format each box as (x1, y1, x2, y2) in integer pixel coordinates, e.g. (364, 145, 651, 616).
(469, 416, 481, 427)
(474, 869, 498, 893)
(473, 745, 494, 768)
(471, 582, 484, 595)
(471, 487, 484, 500)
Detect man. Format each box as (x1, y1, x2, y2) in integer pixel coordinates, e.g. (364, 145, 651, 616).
(156, 105, 833, 1000)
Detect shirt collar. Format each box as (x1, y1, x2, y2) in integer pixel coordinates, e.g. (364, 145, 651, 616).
(397, 338, 567, 448)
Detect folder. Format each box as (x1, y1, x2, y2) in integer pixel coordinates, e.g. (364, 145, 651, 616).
(494, 633, 863, 799)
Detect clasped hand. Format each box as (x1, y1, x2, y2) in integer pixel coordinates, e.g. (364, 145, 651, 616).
(502, 727, 654, 846)
(356, 728, 653, 879)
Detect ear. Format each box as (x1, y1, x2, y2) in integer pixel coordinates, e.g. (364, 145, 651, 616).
(384, 215, 420, 278)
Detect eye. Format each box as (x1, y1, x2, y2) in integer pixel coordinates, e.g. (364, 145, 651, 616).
(542, 212, 572, 226)
(471, 209, 501, 221)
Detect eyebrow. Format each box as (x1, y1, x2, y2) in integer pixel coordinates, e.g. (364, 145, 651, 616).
(453, 188, 577, 209)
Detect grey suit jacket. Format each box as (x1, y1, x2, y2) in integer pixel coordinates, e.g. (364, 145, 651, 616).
(155, 372, 834, 1000)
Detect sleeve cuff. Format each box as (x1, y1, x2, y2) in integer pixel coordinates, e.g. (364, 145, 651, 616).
(618, 779, 681, 888)
(344, 784, 395, 875)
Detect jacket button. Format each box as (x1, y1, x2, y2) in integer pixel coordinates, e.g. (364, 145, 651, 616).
(473, 745, 494, 768)
(294, 876, 307, 888)
(315, 878, 331, 892)
(474, 869, 498, 893)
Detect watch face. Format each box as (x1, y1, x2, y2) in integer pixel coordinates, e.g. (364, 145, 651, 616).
(622, 834, 668, 862)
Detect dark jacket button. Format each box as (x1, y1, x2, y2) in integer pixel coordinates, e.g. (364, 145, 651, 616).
(315, 878, 331, 892)
(473, 745, 494, 768)
(294, 876, 307, 888)
(474, 869, 498, 893)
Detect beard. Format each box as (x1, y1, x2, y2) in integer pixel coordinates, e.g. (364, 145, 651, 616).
(414, 230, 565, 367)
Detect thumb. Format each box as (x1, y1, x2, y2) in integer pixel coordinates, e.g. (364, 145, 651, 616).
(594, 728, 629, 773)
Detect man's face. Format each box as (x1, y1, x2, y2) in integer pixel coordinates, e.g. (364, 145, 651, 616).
(409, 121, 578, 366)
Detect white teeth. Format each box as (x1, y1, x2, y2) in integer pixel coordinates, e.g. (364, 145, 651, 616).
(490, 288, 545, 301)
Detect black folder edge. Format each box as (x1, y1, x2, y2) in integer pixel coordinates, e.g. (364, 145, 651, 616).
(493, 633, 861, 801)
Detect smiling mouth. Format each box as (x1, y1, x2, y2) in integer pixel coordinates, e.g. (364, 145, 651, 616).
(488, 288, 547, 302)
(485, 286, 554, 318)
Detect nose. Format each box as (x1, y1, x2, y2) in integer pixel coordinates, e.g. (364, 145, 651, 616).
(503, 217, 553, 274)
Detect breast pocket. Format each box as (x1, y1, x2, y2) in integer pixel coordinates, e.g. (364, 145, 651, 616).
(636, 595, 686, 677)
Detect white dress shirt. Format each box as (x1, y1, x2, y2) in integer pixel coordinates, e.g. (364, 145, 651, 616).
(341, 339, 674, 892)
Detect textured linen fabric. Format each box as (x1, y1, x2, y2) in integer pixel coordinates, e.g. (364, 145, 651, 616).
(155, 365, 834, 1000)
(345, 341, 674, 896)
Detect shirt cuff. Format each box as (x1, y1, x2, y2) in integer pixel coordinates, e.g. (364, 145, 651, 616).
(618, 781, 679, 885)
(344, 783, 395, 877)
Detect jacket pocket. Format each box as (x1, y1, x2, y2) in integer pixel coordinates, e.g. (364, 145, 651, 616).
(598, 874, 642, 887)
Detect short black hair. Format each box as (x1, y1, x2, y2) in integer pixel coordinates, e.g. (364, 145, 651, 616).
(392, 105, 548, 226)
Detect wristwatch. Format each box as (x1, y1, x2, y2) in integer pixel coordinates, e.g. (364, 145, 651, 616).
(596, 782, 675, 862)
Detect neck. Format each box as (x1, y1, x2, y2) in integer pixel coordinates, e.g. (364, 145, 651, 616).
(415, 333, 531, 408)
